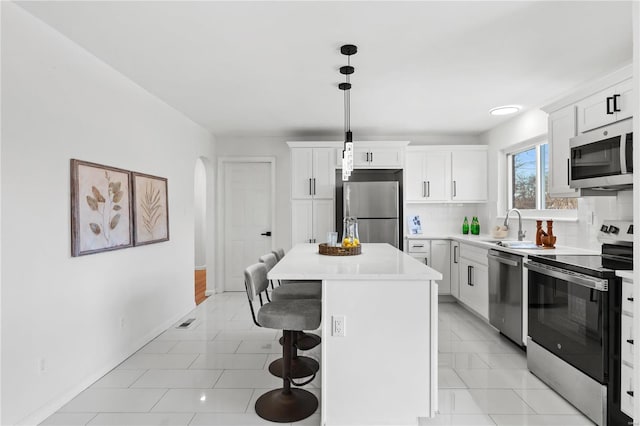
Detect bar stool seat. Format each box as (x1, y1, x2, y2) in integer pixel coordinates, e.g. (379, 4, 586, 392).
(258, 299, 320, 330)
(272, 282, 321, 301)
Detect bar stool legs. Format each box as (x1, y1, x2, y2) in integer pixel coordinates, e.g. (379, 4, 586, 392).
(255, 330, 318, 422)
(269, 332, 319, 379)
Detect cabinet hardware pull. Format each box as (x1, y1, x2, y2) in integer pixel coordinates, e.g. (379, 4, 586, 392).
(427, 181, 430, 197)
(453, 246, 458, 263)
(309, 178, 313, 196)
(413, 244, 424, 248)
(627, 339, 634, 345)
(627, 391, 634, 397)
(606, 96, 614, 115)
(453, 181, 457, 197)
(366, 152, 369, 162)
(370, 152, 373, 163)
(613, 94, 621, 112)
(628, 297, 634, 302)
(312, 178, 316, 195)
(424, 258, 428, 266)
(567, 158, 570, 186)
(260, 231, 272, 236)
(468, 265, 474, 286)
(422, 181, 425, 197)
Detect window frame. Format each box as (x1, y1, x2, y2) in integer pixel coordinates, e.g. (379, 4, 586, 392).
(504, 139, 577, 219)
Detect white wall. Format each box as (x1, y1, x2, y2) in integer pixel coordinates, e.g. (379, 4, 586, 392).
(1, 3, 215, 424)
(194, 158, 207, 268)
(479, 108, 632, 251)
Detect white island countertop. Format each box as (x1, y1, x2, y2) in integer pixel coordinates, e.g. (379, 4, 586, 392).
(268, 242, 443, 281)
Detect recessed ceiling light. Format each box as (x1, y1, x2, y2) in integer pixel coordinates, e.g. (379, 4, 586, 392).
(489, 105, 521, 116)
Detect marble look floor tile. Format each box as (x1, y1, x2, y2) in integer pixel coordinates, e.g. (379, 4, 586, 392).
(295, 413, 321, 425)
(152, 388, 253, 413)
(419, 414, 497, 425)
(439, 368, 467, 389)
(117, 353, 198, 370)
(131, 369, 222, 388)
(39, 413, 97, 425)
(490, 414, 594, 425)
(439, 353, 454, 369)
(437, 389, 484, 414)
(476, 353, 527, 369)
(215, 370, 283, 389)
(190, 354, 267, 370)
(87, 413, 194, 426)
(456, 369, 548, 389)
(215, 330, 279, 341)
(154, 329, 219, 341)
(168, 340, 241, 354)
(513, 389, 582, 415)
(439, 340, 521, 355)
(59, 388, 167, 413)
(137, 340, 179, 354)
(91, 369, 145, 388)
(235, 340, 283, 354)
(452, 353, 491, 369)
(467, 389, 536, 415)
(189, 412, 277, 425)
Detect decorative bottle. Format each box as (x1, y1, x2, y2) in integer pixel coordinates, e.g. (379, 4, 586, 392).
(471, 216, 480, 235)
(462, 217, 469, 235)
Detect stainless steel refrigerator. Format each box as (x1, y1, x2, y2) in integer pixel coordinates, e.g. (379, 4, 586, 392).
(343, 181, 399, 248)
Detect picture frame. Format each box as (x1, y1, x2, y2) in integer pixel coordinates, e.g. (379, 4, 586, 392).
(70, 159, 133, 256)
(408, 215, 423, 235)
(132, 172, 169, 246)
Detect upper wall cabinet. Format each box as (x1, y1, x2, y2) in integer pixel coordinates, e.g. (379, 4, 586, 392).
(290, 147, 336, 199)
(576, 78, 633, 133)
(406, 146, 488, 203)
(335, 141, 409, 169)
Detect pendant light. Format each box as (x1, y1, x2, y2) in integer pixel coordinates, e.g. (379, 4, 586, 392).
(339, 44, 357, 181)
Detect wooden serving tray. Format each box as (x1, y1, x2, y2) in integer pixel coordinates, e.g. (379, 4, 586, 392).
(318, 243, 361, 256)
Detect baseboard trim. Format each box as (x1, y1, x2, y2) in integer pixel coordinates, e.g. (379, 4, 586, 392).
(17, 304, 195, 426)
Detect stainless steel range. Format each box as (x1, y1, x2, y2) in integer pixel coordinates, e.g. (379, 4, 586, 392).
(525, 220, 633, 426)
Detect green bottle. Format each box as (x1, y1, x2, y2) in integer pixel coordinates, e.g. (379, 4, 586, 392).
(471, 216, 480, 235)
(462, 216, 469, 234)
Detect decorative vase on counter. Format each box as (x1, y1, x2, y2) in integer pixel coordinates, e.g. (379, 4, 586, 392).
(342, 216, 360, 248)
(471, 216, 480, 235)
(462, 216, 469, 234)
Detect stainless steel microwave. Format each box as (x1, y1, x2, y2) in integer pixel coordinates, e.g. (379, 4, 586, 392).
(570, 118, 633, 190)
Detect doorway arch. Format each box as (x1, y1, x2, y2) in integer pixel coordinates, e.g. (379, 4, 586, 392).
(194, 157, 209, 304)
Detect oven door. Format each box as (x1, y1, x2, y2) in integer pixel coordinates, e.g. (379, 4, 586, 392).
(526, 261, 609, 384)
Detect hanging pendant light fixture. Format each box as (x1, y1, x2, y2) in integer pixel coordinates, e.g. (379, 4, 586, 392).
(339, 44, 357, 181)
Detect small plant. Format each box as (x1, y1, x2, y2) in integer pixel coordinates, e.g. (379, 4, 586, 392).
(85, 171, 124, 243)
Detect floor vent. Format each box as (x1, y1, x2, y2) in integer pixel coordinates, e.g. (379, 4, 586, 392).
(176, 318, 195, 329)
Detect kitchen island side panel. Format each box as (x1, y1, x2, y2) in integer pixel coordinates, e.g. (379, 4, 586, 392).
(321, 279, 436, 425)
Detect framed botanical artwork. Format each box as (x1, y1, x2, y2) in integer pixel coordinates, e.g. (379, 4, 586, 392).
(132, 172, 169, 246)
(70, 159, 133, 256)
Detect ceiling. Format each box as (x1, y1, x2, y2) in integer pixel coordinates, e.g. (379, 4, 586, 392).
(16, 1, 633, 139)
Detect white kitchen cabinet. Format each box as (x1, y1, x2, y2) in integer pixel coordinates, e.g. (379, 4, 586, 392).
(291, 147, 336, 199)
(405, 150, 449, 202)
(407, 239, 450, 295)
(576, 78, 633, 133)
(451, 149, 487, 202)
(450, 241, 460, 299)
(406, 146, 487, 203)
(291, 199, 334, 244)
(620, 276, 635, 419)
(354, 145, 404, 168)
(430, 240, 451, 295)
(457, 243, 489, 320)
(548, 105, 579, 197)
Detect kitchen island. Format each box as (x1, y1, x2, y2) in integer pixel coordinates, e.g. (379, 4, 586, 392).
(268, 243, 442, 425)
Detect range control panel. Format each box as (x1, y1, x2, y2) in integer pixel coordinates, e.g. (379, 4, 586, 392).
(599, 220, 634, 243)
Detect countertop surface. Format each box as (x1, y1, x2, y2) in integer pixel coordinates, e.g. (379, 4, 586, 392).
(269, 243, 443, 281)
(407, 234, 599, 256)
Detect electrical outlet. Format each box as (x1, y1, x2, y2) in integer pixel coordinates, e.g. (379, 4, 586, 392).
(332, 315, 346, 337)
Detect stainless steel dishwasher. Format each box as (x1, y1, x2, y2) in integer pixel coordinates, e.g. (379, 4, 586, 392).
(487, 249, 523, 346)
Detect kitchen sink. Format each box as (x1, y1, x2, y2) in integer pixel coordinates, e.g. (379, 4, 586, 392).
(496, 241, 540, 249)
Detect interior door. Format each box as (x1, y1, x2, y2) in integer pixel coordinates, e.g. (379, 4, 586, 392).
(224, 162, 272, 291)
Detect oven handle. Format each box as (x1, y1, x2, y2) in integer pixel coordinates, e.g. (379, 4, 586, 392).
(525, 261, 608, 292)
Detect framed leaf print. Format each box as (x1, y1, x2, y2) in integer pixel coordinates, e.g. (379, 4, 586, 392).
(132, 172, 169, 246)
(70, 159, 133, 256)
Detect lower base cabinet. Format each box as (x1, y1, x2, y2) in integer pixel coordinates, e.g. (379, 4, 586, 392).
(456, 243, 489, 320)
(407, 239, 450, 295)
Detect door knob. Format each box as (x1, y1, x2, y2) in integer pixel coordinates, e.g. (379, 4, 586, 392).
(261, 232, 272, 236)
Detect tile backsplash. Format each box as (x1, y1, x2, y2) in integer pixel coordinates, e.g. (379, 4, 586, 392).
(406, 189, 633, 251)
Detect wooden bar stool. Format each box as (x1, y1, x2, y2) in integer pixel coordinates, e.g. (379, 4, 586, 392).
(244, 263, 319, 422)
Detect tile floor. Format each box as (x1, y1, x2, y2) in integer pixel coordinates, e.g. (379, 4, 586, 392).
(41, 294, 594, 426)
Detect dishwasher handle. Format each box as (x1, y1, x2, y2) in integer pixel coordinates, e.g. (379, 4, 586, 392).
(487, 252, 521, 267)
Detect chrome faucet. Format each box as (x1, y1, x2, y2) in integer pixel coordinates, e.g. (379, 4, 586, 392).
(504, 208, 526, 241)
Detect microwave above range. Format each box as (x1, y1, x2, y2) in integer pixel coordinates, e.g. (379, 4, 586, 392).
(570, 118, 633, 191)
